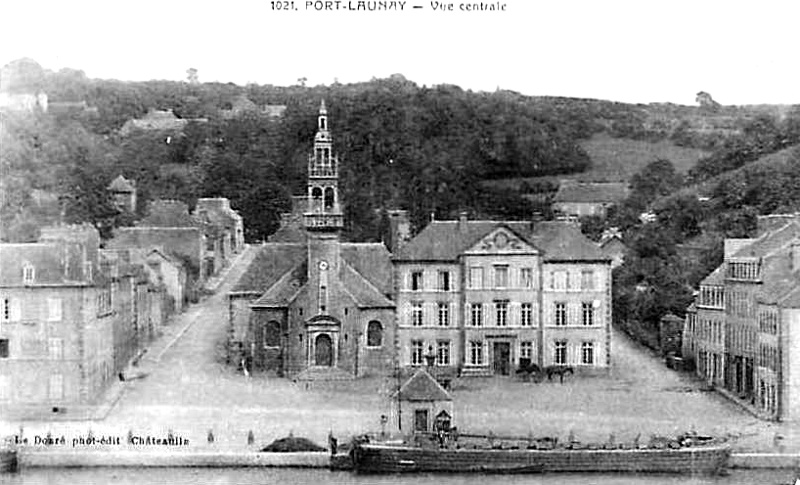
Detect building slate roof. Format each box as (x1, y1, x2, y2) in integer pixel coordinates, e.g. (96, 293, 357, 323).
(108, 174, 135, 192)
(138, 200, 198, 228)
(340, 262, 394, 308)
(397, 368, 452, 402)
(395, 220, 608, 262)
(231, 244, 307, 293)
(251, 263, 307, 306)
(237, 241, 393, 309)
(553, 181, 630, 204)
(731, 220, 800, 259)
(0, 243, 93, 286)
(699, 265, 725, 286)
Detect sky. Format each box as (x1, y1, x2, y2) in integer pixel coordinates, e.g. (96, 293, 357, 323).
(1, 0, 798, 105)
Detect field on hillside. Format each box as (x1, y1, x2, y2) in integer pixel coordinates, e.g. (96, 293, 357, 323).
(483, 133, 709, 190)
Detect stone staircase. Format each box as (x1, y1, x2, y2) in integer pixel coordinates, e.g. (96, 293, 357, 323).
(294, 366, 355, 381)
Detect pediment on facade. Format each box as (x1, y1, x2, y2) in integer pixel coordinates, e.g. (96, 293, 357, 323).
(463, 227, 538, 255)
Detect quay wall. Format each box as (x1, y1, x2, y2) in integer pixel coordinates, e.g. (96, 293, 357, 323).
(730, 453, 800, 469)
(18, 450, 330, 468)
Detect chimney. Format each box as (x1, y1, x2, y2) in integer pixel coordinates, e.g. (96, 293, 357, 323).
(458, 211, 468, 233)
(387, 210, 410, 253)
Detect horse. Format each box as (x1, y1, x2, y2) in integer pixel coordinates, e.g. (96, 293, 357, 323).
(515, 362, 543, 382)
(544, 365, 574, 383)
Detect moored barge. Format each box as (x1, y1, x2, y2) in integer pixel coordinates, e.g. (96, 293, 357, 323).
(352, 435, 731, 475)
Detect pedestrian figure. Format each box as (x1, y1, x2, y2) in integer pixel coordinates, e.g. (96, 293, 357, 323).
(328, 431, 337, 454)
(247, 430, 255, 446)
(207, 429, 215, 444)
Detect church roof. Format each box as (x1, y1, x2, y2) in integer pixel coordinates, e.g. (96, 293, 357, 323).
(340, 261, 394, 308)
(238, 241, 393, 309)
(231, 244, 307, 293)
(395, 220, 608, 262)
(397, 369, 452, 402)
(250, 262, 307, 306)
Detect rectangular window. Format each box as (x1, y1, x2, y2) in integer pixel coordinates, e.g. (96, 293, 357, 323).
(520, 267, 534, 288)
(581, 341, 594, 365)
(520, 341, 533, 360)
(436, 340, 450, 366)
(47, 298, 62, 322)
(555, 302, 567, 326)
(521, 303, 533, 326)
(411, 302, 424, 327)
(469, 341, 484, 365)
(48, 374, 64, 400)
(437, 271, 450, 291)
(48, 338, 64, 360)
(470, 303, 483, 327)
(411, 340, 424, 366)
(0, 339, 8, 358)
(582, 302, 594, 326)
(494, 265, 509, 288)
(23, 264, 35, 284)
(411, 271, 424, 291)
(495, 301, 508, 327)
(581, 270, 595, 290)
(470, 267, 484, 289)
(555, 340, 567, 365)
(552, 271, 567, 290)
(437, 302, 449, 326)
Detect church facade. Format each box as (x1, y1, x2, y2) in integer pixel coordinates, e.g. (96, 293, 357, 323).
(228, 102, 396, 379)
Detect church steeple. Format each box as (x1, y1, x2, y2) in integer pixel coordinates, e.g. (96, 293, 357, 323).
(304, 100, 343, 231)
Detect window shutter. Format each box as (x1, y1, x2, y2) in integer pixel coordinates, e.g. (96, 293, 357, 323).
(483, 303, 490, 326)
(10, 299, 21, 322)
(403, 302, 410, 325)
(449, 302, 455, 327)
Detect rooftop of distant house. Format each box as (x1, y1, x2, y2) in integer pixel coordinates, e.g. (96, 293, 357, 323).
(553, 180, 630, 204)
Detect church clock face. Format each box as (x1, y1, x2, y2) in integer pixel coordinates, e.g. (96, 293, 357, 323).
(319, 261, 329, 270)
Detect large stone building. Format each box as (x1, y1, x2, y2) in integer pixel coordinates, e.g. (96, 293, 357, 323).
(683, 214, 800, 421)
(228, 101, 395, 379)
(0, 225, 176, 414)
(393, 216, 613, 377)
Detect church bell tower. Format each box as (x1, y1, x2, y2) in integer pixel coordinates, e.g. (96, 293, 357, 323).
(303, 100, 344, 231)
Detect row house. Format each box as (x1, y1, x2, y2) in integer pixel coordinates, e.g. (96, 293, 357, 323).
(393, 214, 612, 378)
(0, 225, 114, 409)
(0, 225, 174, 413)
(683, 214, 800, 420)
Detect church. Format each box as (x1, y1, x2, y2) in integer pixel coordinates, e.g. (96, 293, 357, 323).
(228, 101, 396, 380)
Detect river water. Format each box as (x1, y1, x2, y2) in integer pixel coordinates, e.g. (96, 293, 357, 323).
(4, 468, 796, 485)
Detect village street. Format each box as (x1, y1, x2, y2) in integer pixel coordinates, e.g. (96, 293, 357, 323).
(3, 246, 795, 452)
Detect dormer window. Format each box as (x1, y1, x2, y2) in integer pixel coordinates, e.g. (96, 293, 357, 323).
(22, 263, 35, 285)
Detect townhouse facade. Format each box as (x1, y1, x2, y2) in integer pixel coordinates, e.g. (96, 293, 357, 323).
(393, 216, 612, 378)
(683, 214, 800, 420)
(0, 225, 177, 412)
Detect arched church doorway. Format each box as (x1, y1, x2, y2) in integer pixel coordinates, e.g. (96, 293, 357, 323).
(315, 333, 333, 366)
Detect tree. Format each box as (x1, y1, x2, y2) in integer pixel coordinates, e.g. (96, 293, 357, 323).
(186, 68, 199, 85)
